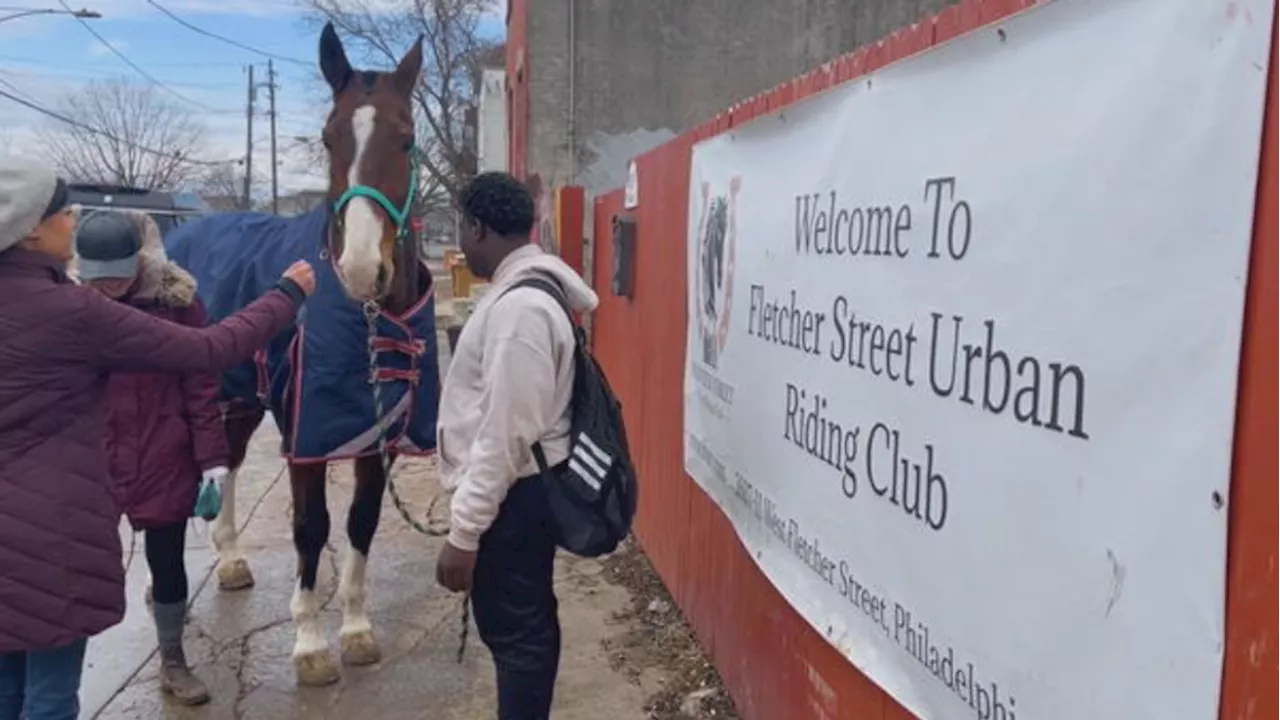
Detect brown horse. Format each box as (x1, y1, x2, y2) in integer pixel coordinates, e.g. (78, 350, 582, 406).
(200, 24, 431, 687)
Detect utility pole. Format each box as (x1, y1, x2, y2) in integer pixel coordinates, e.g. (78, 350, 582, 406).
(267, 59, 279, 215)
(243, 64, 255, 210)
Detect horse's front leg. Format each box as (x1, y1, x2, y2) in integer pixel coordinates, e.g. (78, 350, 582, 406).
(212, 468, 254, 590)
(339, 454, 389, 666)
(290, 463, 339, 686)
(213, 403, 264, 591)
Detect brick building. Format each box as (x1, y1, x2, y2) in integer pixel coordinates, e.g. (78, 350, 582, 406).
(505, 0, 958, 196)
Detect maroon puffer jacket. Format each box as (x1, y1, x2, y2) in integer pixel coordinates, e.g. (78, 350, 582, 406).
(103, 257, 230, 530)
(0, 246, 299, 653)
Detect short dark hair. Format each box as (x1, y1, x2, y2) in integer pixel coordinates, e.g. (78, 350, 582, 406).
(459, 172, 535, 237)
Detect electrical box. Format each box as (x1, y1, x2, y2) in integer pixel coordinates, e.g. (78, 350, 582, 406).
(611, 213, 636, 298)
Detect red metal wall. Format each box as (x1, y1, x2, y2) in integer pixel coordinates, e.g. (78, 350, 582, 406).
(586, 1, 1279, 718)
(555, 187, 585, 277)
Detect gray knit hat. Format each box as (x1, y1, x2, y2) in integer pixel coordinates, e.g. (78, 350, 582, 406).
(0, 155, 65, 254)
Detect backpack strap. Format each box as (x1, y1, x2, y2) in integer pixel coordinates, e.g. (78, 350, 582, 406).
(499, 272, 578, 476)
(499, 273, 573, 323)
(500, 272, 584, 345)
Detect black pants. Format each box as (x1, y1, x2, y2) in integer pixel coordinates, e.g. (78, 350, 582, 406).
(145, 520, 189, 605)
(471, 474, 561, 720)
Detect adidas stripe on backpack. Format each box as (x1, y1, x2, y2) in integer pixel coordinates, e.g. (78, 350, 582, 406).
(501, 273, 639, 558)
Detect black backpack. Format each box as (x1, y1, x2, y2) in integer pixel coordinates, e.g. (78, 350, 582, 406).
(500, 274, 639, 557)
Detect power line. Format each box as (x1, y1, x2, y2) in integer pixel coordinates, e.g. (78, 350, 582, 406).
(0, 73, 38, 104)
(0, 53, 246, 69)
(0, 86, 234, 167)
(1, 61, 241, 91)
(144, 0, 310, 67)
(55, 0, 234, 114)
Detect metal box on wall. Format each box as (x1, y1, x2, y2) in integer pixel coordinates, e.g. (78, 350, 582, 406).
(611, 213, 636, 298)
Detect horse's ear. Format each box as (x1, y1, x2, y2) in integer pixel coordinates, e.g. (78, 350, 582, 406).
(391, 34, 424, 98)
(319, 22, 353, 96)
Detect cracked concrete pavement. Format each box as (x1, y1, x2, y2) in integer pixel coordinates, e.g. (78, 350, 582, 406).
(83, 427, 659, 720)
(82, 325, 663, 719)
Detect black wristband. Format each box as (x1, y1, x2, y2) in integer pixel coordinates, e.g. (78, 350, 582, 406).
(275, 277, 306, 306)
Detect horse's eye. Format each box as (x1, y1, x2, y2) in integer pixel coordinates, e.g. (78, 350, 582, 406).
(322, 138, 333, 150)
(403, 139, 414, 152)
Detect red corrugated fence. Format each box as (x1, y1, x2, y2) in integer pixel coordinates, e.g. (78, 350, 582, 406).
(574, 2, 1279, 718)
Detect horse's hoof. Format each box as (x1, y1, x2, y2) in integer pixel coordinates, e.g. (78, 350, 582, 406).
(340, 630, 381, 666)
(216, 558, 255, 591)
(293, 650, 340, 686)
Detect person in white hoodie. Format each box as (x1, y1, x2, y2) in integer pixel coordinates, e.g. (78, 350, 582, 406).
(436, 172, 599, 719)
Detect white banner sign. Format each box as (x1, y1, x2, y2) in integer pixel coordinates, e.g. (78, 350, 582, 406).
(682, 0, 1274, 718)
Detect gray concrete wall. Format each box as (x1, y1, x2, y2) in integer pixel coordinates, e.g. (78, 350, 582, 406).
(524, 0, 959, 193)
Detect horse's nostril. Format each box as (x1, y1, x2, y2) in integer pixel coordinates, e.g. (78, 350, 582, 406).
(375, 266, 389, 294)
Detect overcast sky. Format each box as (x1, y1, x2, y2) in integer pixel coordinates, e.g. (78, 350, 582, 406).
(0, 0, 504, 195)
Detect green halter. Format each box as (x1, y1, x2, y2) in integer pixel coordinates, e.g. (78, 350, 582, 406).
(331, 155, 419, 241)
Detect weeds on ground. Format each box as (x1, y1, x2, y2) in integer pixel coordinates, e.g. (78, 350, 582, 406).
(601, 540, 740, 720)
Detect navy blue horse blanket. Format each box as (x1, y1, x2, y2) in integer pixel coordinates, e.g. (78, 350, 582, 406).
(165, 207, 439, 462)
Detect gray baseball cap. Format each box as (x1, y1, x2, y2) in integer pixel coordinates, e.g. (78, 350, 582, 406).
(75, 211, 142, 280)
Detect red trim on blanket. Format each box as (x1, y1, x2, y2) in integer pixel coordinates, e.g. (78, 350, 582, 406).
(285, 258, 437, 463)
(287, 325, 306, 459)
(253, 350, 270, 403)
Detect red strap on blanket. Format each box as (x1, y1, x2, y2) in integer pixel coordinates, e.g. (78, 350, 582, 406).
(371, 337, 427, 357)
(367, 368, 420, 385)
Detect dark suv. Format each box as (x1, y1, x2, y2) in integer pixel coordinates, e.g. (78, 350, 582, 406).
(66, 183, 210, 236)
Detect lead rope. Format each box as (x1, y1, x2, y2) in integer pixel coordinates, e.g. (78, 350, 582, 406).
(362, 301, 470, 663)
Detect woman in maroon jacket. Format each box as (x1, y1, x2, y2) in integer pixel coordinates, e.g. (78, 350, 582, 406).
(75, 209, 233, 705)
(0, 157, 315, 720)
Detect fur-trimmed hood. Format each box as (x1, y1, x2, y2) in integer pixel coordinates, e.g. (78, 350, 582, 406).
(128, 211, 197, 307)
(70, 210, 198, 307)
(136, 256, 198, 307)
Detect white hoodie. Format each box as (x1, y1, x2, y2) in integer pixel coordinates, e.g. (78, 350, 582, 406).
(437, 244, 599, 551)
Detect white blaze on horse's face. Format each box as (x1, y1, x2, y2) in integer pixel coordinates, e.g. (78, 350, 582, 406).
(338, 104, 389, 301)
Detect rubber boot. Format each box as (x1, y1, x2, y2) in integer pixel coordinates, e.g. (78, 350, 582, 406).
(153, 602, 211, 706)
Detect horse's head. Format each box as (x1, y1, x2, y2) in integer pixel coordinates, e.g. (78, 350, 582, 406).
(319, 22, 422, 303)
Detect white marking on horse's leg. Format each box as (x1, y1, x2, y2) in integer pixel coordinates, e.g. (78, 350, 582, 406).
(339, 547, 371, 635)
(212, 469, 254, 590)
(337, 104, 386, 300)
(291, 578, 338, 686)
(339, 547, 380, 665)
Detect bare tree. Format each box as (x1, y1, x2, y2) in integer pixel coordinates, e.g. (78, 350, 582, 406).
(37, 79, 206, 190)
(299, 0, 501, 210)
(195, 163, 246, 211)
(286, 135, 329, 175)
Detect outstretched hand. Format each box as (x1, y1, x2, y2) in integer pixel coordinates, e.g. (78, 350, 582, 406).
(282, 260, 317, 296)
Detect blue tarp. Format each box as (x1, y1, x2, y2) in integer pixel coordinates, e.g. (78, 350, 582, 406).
(165, 208, 439, 461)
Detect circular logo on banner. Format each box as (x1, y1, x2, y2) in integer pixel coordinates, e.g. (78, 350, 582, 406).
(695, 177, 740, 370)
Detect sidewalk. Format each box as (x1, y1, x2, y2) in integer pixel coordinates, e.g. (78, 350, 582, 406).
(82, 430, 658, 719)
